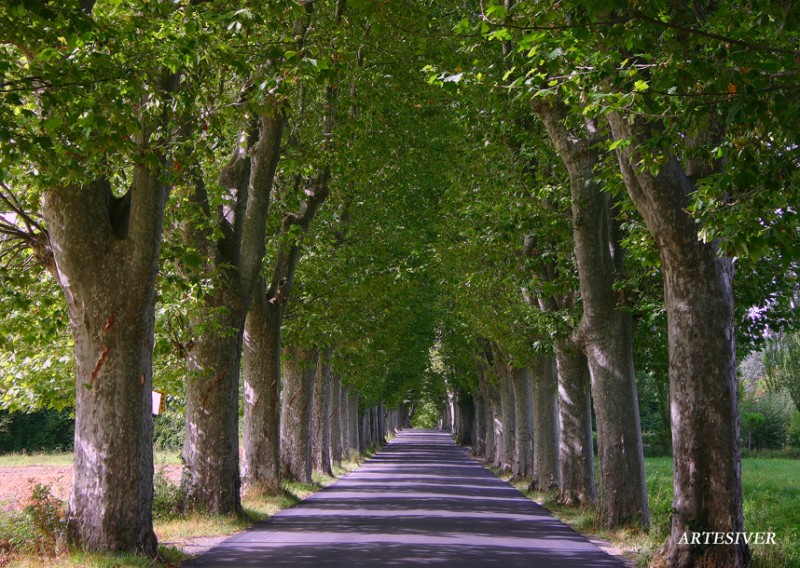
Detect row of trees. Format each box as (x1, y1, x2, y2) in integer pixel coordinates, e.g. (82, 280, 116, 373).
(1, 0, 450, 556)
(2, 1, 799, 567)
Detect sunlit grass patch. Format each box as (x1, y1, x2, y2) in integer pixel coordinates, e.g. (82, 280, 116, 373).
(504, 456, 800, 568)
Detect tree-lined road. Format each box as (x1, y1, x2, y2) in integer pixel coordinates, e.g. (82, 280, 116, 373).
(189, 430, 626, 567)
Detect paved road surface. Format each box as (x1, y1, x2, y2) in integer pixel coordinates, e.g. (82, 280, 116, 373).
(187, 429, 627, 567)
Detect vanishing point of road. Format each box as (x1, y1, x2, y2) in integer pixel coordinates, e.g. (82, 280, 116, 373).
(188, 429, 628, 567)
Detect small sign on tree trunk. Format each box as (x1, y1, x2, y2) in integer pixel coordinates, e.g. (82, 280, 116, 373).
(152, 391, 166, 415)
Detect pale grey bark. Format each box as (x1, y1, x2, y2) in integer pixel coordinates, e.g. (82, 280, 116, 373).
(280, 345, 316, 484)
(609, 112, 748, 567)
(531, 356, 560, 491)
(554, 339, 595, 507)
(242, 276, 281, 491)
(43, 166, 167, 553)
(311, 349, 333, 476)
(510, 367, 533, 480)
(533, 99, 648, 528)
(492, 346, 516, 472)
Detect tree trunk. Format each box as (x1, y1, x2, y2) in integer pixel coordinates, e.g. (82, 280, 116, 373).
(554, 338, 595, 507)
(331, 373, 343, 467)
(510, 367, 533, 480)
(349, 390, 360, 455)
(43, 170, 167, 554)
(340, 385, 351, 458)
(531, 356, 560, 491)
(533, 99, 648, 528)
(280, 345, 316, 484)
(456, 394, 475, 446)
(183, 114, 284, 514)
(242, 276, 281, 492)
(311, 349, 333, 476)
(473, 390, 487, 457)
(183, 320, 243, 513)
(609, 112, 749, 567)
(493, 347, 516, 472)
(477, 362, 496, 462)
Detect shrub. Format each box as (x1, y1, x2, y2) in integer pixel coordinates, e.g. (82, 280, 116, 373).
(152, 471, 185, 519)
(153, 407, 185, 452)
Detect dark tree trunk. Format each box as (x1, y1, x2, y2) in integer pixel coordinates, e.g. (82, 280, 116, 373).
(242, 276, 281, 492)
(311, 349, 334, 476)
(554, 339, 595, 507)
(477, 362, 496, 462)
(331, 373, 343, 466)
(43, 169, 167, 554)
(456, 394, 475, 446)
(510, 367, 533, 480)
(473, 390, 487, 457)
(609, 112, 749, 567)
(531, 356, 560, 491)
(533, 100, 649, 528)
(349, 390, 360, 454)
(340, 385, 351, 458)
(280, 345, 317, 484)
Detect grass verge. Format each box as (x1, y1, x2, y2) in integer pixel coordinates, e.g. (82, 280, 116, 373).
(0, 454, 365, 567)
(499, 457, 800, 567)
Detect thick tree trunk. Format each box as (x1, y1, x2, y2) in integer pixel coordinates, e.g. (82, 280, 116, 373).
(609, 113, 749, 567)
(477, 362, 496, 462)
(456, 394, 475, 446)
(510, 367, 533, 480)
(43, 171, 166, 554)
(554, 339, 595, 507)
(359, 409, 369, 452)
(183, 322, 243, 513)
(531, 356, 560, 491)
(493, 348, 516, 472)
(330, 373, 342, 467)
(280, 345, 317, 484)
(311, 349, 333, 476)
(242, 277, 281, 492)
(533, 100, 648, 528)
(183, 114, 284, 514)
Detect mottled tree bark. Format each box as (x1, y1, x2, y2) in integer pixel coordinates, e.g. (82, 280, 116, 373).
(44, 168, 166, 554)
(554, 339, 595, 507)
(242, 276, 281, 492)
(492, 346, 516, 472)
(280, 345, 317, 484)
(533, 99, 648, 528)
(609, 112, 749, 567)
(510, 367, 533, 481)
(531, 356, 560, 491)
(183, 114, 284, 514)
(311, 349, 333, 476)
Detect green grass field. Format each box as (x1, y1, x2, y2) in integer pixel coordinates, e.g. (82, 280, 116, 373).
(523, 457, 800, 567)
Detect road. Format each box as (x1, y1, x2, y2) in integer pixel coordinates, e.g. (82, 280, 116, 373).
(187, 429, 627, 567)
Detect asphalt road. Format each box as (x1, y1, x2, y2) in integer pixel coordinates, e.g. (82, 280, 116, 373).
(187, 429, 628, 567)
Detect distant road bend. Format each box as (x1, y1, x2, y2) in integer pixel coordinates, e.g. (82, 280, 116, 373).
(189, 429, 627, 567)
